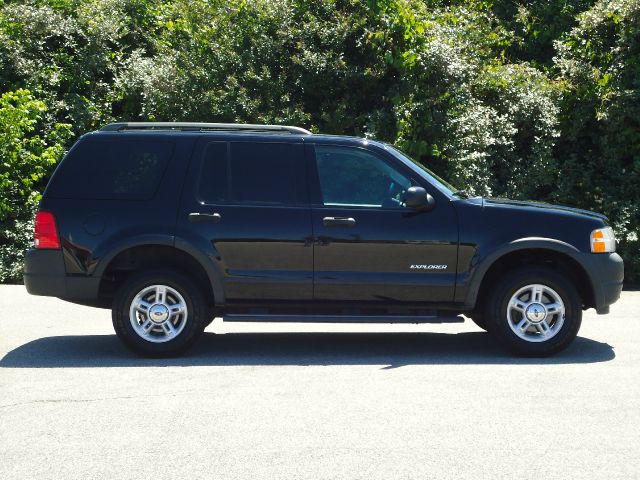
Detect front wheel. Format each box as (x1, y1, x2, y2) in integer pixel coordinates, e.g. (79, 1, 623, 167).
(469, 314, 491, 332)
(112, 269, 208, 357)
(485, 267, 582, 356)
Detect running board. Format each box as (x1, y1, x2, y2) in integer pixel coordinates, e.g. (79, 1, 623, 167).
(223, 314, 465, 324)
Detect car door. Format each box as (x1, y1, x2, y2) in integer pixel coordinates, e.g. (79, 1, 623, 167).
(309, 143, 458, 303)
(177, 137, 313, 302)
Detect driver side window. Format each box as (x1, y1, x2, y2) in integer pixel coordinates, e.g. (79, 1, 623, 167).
(314, 145, 414, 208)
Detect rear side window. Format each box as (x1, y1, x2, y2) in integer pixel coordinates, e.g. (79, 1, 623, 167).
(48, 137, 173, 200)
(198, 141, 306, 205)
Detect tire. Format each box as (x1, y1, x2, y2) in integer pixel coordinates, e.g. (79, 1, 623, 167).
(485, 266, 582, 356)
(469, 314, 490, 332)
(203, 310, 218, 329)
(112, 269, 208, 357)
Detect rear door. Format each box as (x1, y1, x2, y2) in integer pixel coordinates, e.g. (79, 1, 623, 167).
(177, 137, 313, 302)
(309, 143, 458, 303)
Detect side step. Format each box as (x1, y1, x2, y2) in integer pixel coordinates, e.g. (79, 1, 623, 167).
(223, 314, 465, 324)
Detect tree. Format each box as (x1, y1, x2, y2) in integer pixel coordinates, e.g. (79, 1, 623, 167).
(555, 0, 640, 280)
(0, 89, 70, 282)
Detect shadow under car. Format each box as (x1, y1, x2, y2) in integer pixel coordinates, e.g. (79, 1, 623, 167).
(0, 331, 615, 369)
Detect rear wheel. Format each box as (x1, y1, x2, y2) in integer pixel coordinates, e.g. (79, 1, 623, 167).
(112, 269, 208, 357)
(485, 266, 582, 356)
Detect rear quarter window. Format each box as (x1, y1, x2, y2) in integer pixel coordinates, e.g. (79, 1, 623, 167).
(47, 137, 174, 200)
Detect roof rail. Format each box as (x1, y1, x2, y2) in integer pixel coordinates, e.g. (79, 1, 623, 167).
(100, 122, 312, 135)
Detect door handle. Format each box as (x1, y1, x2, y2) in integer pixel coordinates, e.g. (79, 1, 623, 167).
(322, 216, 356, 227)
(188, 212, 222, 224)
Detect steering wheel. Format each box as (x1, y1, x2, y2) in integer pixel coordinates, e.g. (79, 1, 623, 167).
(382, 181, 405, 208)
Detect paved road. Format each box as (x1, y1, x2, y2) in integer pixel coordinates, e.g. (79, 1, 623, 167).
(1, 286, 639, 480)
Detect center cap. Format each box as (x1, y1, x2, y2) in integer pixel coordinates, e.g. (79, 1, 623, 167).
(526, 303, 547, 323)
(149, 304, 170, 324)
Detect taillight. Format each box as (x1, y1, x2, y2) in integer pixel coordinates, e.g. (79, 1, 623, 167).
(34, 211, 60, 249)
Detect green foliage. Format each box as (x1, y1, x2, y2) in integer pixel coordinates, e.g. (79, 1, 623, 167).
(374, 2, 562, 198)
(0, 0, 638, 282)
(0, 89, 71, 282)
(489, 0, 597, 68)
(554, 0, 640, 282)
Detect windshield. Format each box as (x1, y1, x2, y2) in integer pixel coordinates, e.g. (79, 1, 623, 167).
(384, 145, 463, 198)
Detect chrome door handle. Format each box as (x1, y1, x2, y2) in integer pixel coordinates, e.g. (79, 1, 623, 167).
(188, 212, 221, 224)
(322, 216, 356, 227)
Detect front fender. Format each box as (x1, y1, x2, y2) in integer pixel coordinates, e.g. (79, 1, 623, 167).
(459, 237, 581, 308)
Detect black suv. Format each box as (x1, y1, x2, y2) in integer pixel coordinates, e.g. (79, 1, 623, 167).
(24, 122, 624, 357)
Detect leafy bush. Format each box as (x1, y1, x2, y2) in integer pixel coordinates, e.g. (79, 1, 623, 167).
(554, 0, 640, 281)
(375, 2, 563, 198)
(0, 89, 71, 282)
(0, 0, 638, 282)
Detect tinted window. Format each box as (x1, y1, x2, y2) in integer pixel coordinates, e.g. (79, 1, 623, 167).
(198, 143, 229, 203)
(198, 142, 306, 205)
(49, 137, 173, 200)
(314, 145, 414, 208)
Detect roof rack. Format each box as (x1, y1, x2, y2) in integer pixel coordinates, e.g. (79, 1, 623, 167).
(100, 122, 312, 135)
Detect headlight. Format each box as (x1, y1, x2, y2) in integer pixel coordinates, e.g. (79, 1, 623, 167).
(591, 227, 616, 253)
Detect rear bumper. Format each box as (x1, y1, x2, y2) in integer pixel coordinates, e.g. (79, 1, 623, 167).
(579, 252, 624, 314)
(23, 249, 100, 300)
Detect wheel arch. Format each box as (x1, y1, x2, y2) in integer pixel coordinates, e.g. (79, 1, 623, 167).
(468, 238, 595, 312)
(97, 241, 224, 306)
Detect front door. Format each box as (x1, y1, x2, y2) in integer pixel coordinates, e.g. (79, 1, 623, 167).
(309, 144, 458, 303)
(178, 139, 313, 302)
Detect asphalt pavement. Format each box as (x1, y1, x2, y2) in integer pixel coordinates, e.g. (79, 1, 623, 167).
(1, 285, 639, 479)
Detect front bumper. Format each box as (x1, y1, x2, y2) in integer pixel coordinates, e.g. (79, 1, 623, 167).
(24, 249, 100, 300)
(579, 252, 624, 314)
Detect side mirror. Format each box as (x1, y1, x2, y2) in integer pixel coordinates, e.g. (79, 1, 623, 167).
(404, 186, 436, 211)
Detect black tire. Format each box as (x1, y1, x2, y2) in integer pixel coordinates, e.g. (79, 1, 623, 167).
(485, 266, 582, 357)
(112, 269, 208, 357)
(469, 314, 491, 332)
(203, 311, 217, 329)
